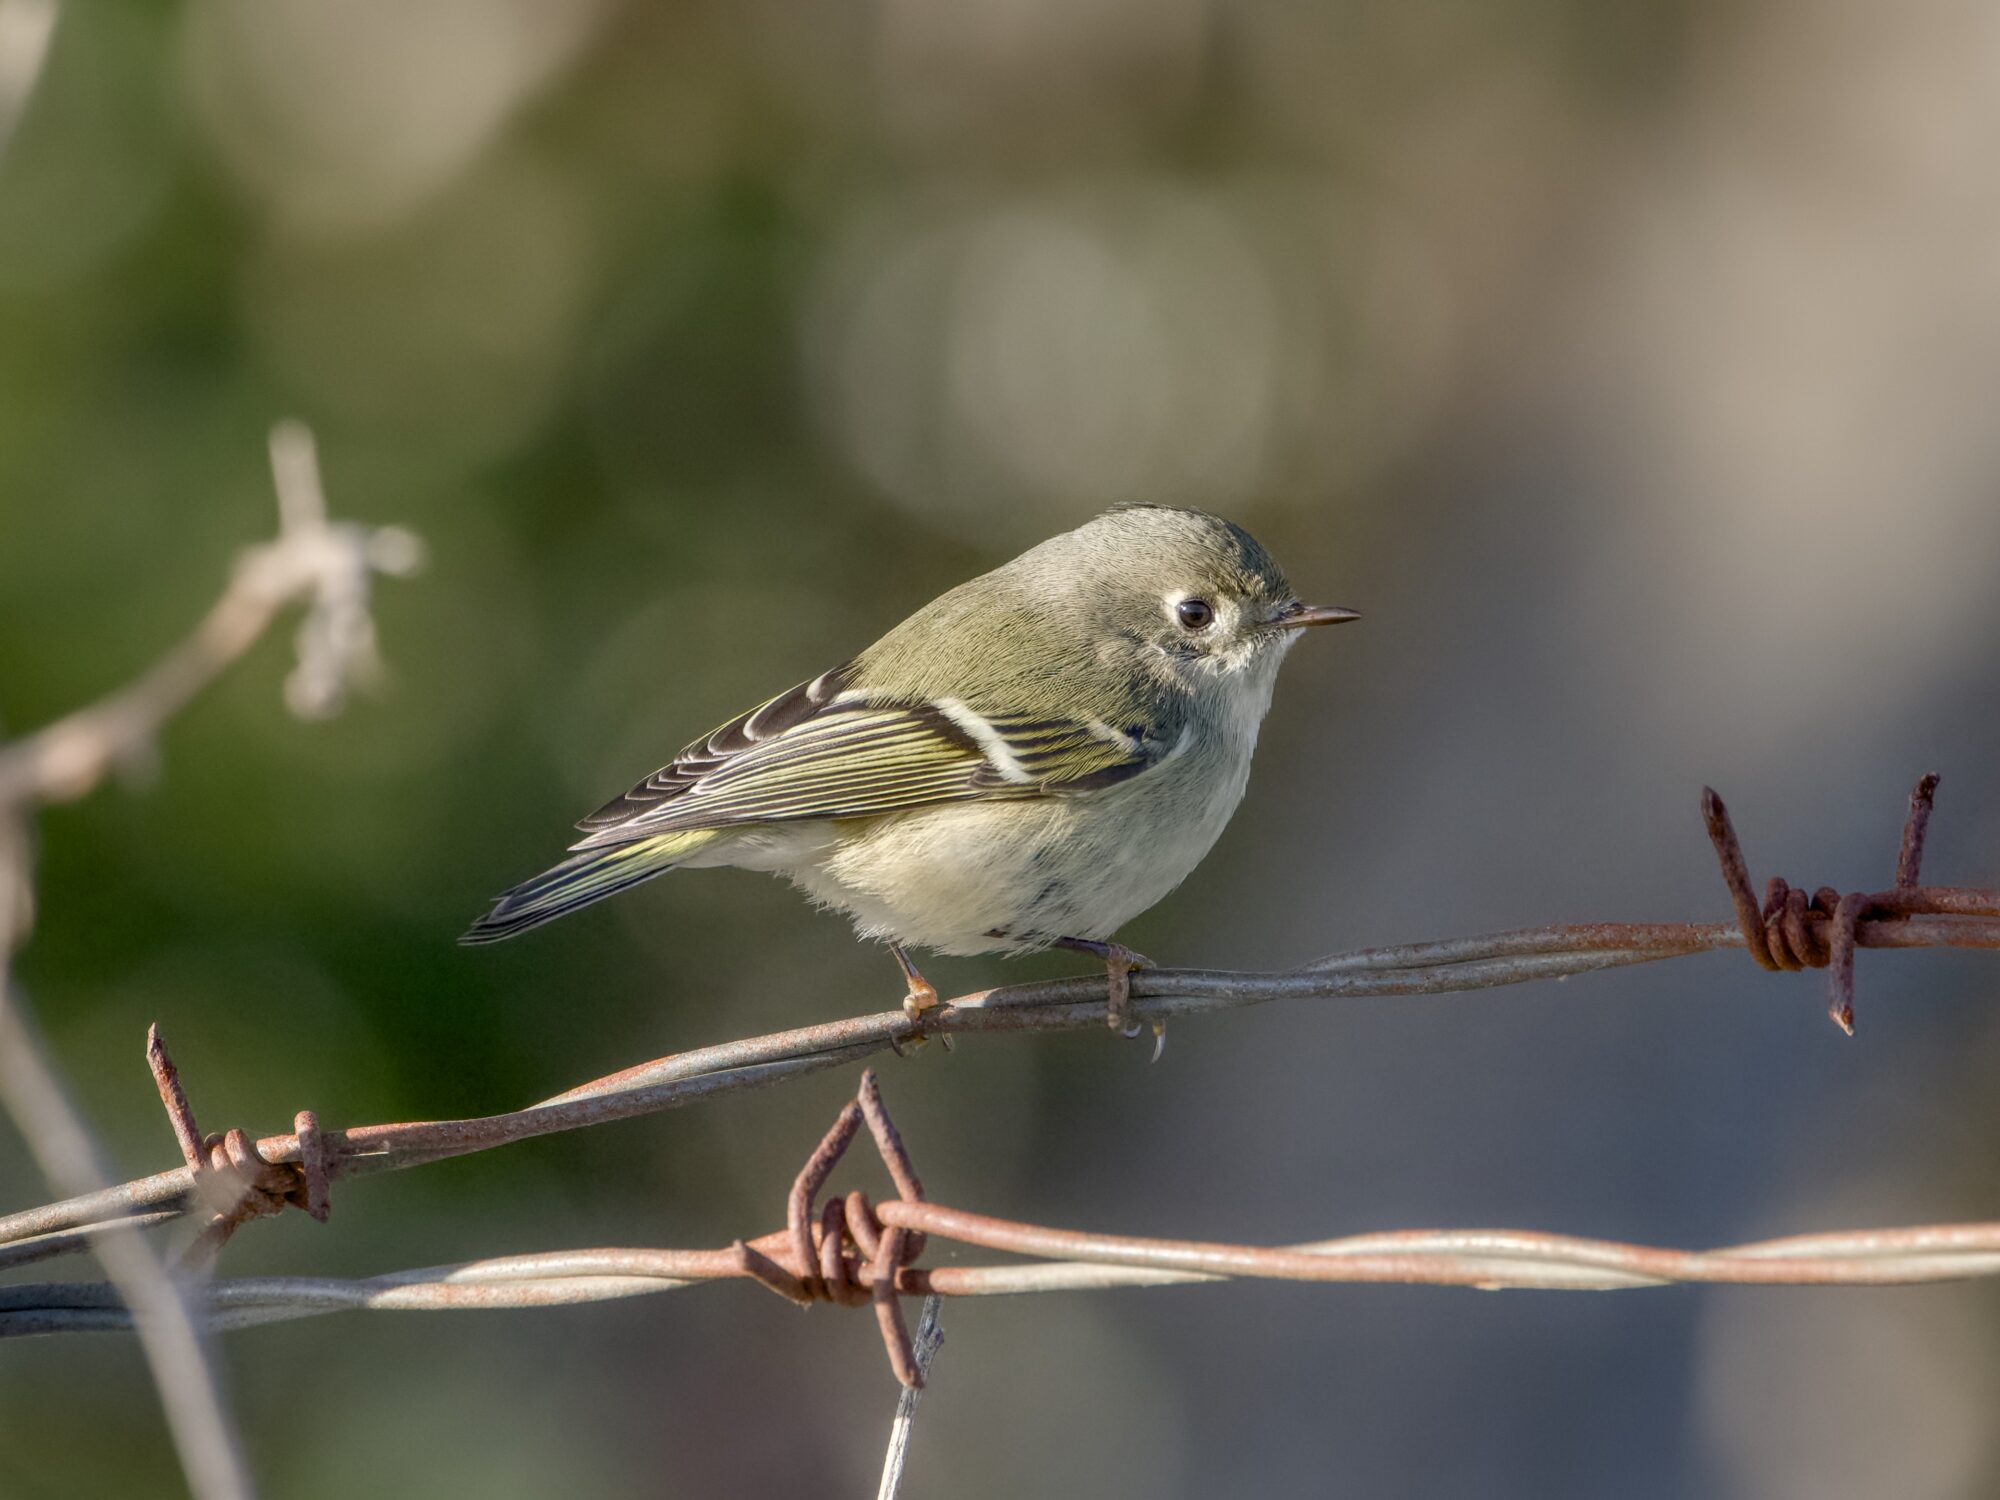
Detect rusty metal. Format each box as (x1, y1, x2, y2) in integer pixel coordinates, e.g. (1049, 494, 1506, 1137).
(845, 1190, 882, 1263)
(788, 1101, 862, 1301)
(817, 1199, 868, 1307)
(870, 1222, 919, 1387)
(4, 774, 1997, 1274)
(1703, 774, 2000, 1033)
(9, 1079, 2000, 1355)
(293, 1111, 330, 1223)
(146, 1026, 205, 1168)
(146, 1026, 327, 1266)
(1896, 772, 1940, 888)
(730, 1238, 811, 1306)
(8, 400, 1995, 1466)
(746, 1070, 933, 1386)
(857, 1070, 927, 1264)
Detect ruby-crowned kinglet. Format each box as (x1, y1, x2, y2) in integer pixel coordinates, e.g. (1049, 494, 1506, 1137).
(463, 505, 1357, 1034)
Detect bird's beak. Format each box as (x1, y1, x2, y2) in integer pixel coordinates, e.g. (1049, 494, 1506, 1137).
(1268, 602, 1361, 631)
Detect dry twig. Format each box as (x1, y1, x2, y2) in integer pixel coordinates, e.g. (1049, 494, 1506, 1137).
(877, 1295, 945, 1500)
(0, 424, 418, 1500)
(0, 423, 422, 809)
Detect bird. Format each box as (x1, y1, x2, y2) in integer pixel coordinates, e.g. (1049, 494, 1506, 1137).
(462, 504, 1357, 1036)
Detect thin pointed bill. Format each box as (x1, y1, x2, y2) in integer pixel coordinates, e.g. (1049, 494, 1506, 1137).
(1268, 603, 1361, 631)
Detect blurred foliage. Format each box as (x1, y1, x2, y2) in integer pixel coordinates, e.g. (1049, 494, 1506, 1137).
(5, 1, 2000, 1496)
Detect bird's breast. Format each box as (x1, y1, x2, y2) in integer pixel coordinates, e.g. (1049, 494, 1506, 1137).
(788, 716, 1260, 956)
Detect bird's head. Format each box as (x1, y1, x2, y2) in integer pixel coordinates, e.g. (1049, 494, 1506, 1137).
(1032, 505, 1358, 696)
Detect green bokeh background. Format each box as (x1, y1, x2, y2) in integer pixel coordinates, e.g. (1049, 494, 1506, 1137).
(5, 3, 2000, 1496)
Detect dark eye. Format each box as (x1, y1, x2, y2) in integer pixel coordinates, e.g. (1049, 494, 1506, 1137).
(1175, 598, 1215, 631)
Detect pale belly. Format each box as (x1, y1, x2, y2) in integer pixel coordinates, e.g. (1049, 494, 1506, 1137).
(697, 726, 1258, 956)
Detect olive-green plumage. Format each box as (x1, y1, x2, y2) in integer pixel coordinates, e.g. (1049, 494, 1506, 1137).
(462, 506, 1354, 968)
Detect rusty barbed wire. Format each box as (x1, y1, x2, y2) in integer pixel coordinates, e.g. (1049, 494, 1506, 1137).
(0, 419, 1994, 1461)
(1704, 771, 1965, 1033)
(0, 773, 1995, 1277)
(146, 1026, 330, 1269)
(6, 1068, 1998, 1391)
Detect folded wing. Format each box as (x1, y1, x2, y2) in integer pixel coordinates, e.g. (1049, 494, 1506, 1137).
(569, 664, 1174, 850)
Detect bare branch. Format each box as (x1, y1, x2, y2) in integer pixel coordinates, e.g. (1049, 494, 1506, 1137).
(0, 423, 419, 1500)
(0, 831, 254, 1500)
(0, 422, 421, 808)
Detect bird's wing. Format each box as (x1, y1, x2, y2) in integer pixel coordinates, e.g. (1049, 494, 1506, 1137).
(569, 664, 1175, 849)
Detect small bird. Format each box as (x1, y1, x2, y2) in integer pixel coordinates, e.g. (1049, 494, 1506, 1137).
(463, 505, 1356, 1034)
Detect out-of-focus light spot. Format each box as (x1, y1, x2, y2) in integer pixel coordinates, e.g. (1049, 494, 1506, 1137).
(0, 4, 174, 291)
(803, 181, 1453, 545)
(868, 0, 1208, 149)
(182, 0, 608, 235)
(240, 152, 593, 463)
(947, 211, 1180, 505)
(1557, 0, 2000, 754)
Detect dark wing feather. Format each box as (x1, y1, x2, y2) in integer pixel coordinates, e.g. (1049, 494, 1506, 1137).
(575, 663, 857, 833)
(570, 665, 1177, 851)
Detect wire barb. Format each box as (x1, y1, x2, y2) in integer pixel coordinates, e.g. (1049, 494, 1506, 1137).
(146, 1025, 331, 1265)
(1702, 773, 1989, 1034)
(10, 1118, 2000, 1349)
(4, 773, 1996, 1281)
(787, 1101, 862, 1302)
(760, 1071, 932, 1386)
(1895, 772, 1941, 890)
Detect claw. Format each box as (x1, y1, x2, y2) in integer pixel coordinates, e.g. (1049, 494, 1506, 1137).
(1052, 936, 1154, 1034)
(1102, 943, 1152, 1035)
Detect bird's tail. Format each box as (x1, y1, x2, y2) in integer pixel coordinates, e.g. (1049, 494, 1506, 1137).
(459, 830, 717, 944)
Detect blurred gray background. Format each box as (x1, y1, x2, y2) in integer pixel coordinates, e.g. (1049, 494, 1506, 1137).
(2, 0, 1999, 1495)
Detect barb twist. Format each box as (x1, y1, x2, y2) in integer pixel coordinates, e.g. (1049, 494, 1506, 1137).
(1703, 773, 1954, 1034)
(759, 1069, 931, 1387)
(146, 1026, 331, 1267)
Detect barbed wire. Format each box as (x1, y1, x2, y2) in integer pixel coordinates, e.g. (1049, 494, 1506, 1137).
(1, 424, 1997, 1487)
(0, 766, 1993, 1276)
(6, 1068, 1998, 1396)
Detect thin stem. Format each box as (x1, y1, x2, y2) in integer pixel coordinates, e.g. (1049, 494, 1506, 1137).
(0, 422, 418, 1500)
(876, 1295, 945, 1500)
(0, 829, 253, 1500)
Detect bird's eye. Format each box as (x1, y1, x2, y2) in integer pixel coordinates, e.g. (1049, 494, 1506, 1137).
(1175, 598, 1215, 631)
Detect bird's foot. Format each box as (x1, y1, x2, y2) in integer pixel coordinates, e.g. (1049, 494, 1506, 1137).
(900, 975, 939, 1023)
(1053, 936, 1154, 1038)
(889, 944, 950, 1054)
